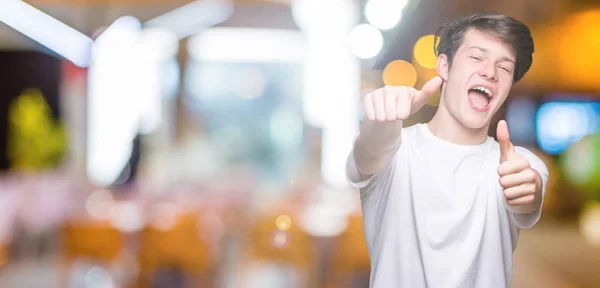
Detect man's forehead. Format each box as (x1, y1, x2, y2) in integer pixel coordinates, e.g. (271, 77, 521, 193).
(460, 29, 516, 60)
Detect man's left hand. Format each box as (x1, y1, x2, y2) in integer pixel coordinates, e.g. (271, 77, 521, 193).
(497, 120, 542, 213)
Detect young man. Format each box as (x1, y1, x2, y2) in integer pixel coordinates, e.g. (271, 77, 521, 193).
(346, 12, 548, 287)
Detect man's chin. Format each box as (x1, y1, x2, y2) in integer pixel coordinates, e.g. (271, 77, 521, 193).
(459, 114, 491, 130)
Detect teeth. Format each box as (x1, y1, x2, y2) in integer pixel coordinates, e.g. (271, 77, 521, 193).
(473, 86, 492, 98)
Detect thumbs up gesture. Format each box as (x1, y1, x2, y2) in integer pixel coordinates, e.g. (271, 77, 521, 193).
(497, 120, 542, 210)
(363, 76, 442, 122)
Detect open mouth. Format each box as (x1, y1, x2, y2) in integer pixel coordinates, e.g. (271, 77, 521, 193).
(467, 86, 493, 111)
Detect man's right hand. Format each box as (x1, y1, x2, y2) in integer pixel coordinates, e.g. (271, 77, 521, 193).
(352, 76, 442, 177)
(363, 76, 443, 122)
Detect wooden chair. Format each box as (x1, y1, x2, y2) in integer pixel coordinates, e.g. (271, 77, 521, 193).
(239, 212, 317, 288)
(0, 241, 6, 267)
(61, 221, 124, 287)
(62, 221, 123, 263)
(136, 213, 214, 288)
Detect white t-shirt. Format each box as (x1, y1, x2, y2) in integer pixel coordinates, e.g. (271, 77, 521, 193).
(346, 123, 548, 288)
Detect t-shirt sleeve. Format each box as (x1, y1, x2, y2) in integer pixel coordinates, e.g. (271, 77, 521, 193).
(508, 146, 549, 229)
(345, 135, 398, 192)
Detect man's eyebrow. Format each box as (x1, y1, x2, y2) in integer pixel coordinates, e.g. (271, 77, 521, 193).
(468, 46, 515, 64)
(468, 45, 488, 53)
(500, 57, 516, 65)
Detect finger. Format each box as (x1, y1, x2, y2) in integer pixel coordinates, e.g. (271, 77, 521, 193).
(384, 87, 397, 121)
(503, 183, 537, 200)
(499, 169, 537, 188)
(373, 90, 385, 121)
(507, 194, 535, 206)
(363, 93, 375, 121)
(396, 87, 411, 120)
(412, 76, 442, 105)
(497, 157, 530, 176)
(497, 120, 514, 162)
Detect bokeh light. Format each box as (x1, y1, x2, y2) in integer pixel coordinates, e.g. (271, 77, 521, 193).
(411, 50, 441, 107)
(580, 201, 600, 248)
(523, 10, 600, 93)
(270, 230, 290, 249)
(291, 0, 357, 33)
(109, 202, 144, 233)
(382, 60, 417, 87)
(562, 134, 600, 193)
(537, 102, 600, 155)
(555, 10, 600, 92)
(85, 266, 114, 288)
(347, 24, 383, 59)
(275, 215, 292, 231)
(85, 189, 115, 221)
(233, 67, 267, 100)
(365, 0, 405, 30)
(413, 34, 437, 69)
(299, 203, 349, 237)
(149, 202, 180, 231)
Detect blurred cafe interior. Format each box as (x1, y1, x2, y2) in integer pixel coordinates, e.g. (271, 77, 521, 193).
(0, 0, 599, 287)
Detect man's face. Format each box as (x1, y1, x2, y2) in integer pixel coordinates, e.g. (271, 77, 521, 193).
(437, 28, 516, 129)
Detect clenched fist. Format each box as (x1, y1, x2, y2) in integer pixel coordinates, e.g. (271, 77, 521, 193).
(363, 76, 442, 122)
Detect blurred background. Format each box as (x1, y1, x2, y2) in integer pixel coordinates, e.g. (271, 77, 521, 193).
(0, 0, 598, 287)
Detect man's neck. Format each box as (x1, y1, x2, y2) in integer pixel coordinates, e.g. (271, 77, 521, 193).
(427, 102, 490, 146)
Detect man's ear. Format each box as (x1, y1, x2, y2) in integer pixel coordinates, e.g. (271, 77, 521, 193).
(437, 54, 449, 82)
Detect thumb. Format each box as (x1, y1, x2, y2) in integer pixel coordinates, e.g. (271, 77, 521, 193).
(497, 120, 514, 162)
(412, 76, 442, 107)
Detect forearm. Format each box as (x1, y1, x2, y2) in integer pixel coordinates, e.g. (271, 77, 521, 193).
(354, 119, 403, 176)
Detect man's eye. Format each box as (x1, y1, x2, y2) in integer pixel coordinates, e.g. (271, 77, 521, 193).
(499, 66, 511, 72)
(470, 56, 482, 61)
